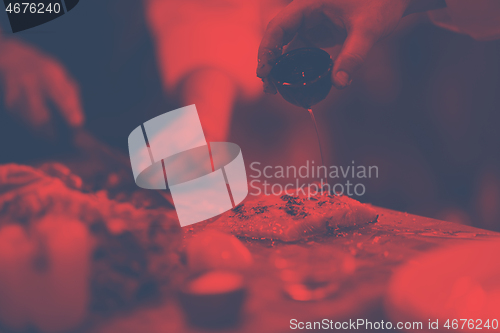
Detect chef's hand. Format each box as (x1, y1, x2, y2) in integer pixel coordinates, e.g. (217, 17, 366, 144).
(257, 0, 418, 91)
(0, 38, 84, 130)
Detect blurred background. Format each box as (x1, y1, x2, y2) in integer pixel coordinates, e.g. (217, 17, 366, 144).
(1, 0, 499, 231)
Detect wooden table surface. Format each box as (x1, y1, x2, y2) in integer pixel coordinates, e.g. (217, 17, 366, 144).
(95, 208, 500, 333)
(14, 135, 498, 332)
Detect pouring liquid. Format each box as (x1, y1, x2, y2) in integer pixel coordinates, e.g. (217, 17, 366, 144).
(307, 108, 325, 168)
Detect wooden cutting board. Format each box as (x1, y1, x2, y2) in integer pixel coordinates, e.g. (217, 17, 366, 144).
(94, 208, 500, 333)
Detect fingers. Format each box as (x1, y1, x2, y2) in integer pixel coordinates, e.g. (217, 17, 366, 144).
(0, 39, 85, 130)
(331, 29, 376, 89)
(4, 71, 84, 131)
(43, 63, 85, 127)
(257, 2, 306, 80)
(4, 77, 22, 109)
(2, 73, 50, 128)
(48, 79, 85, 127)
(22, 77, 51, 128)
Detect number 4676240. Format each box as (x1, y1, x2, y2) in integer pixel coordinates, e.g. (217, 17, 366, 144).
(5, 2, 61, 14)
(444, 319, 499, 330)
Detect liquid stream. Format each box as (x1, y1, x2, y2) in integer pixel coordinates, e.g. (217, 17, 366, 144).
(307, 108, 325, 169)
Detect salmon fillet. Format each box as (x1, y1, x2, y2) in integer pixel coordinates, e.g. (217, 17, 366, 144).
(209, 192, 378, 242)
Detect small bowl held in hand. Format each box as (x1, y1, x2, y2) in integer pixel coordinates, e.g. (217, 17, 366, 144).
(269, 48, 334, 109)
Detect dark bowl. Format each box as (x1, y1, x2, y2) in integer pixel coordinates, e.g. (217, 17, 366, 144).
(178, 272, 247, 328)
(269, 47, 333, 109)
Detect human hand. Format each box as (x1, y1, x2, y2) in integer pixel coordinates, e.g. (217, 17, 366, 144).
(257, 0, 411, 92)
(0, 39, 84, 130)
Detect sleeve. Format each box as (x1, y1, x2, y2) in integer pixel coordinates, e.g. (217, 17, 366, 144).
(428, 0, 500, 41)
